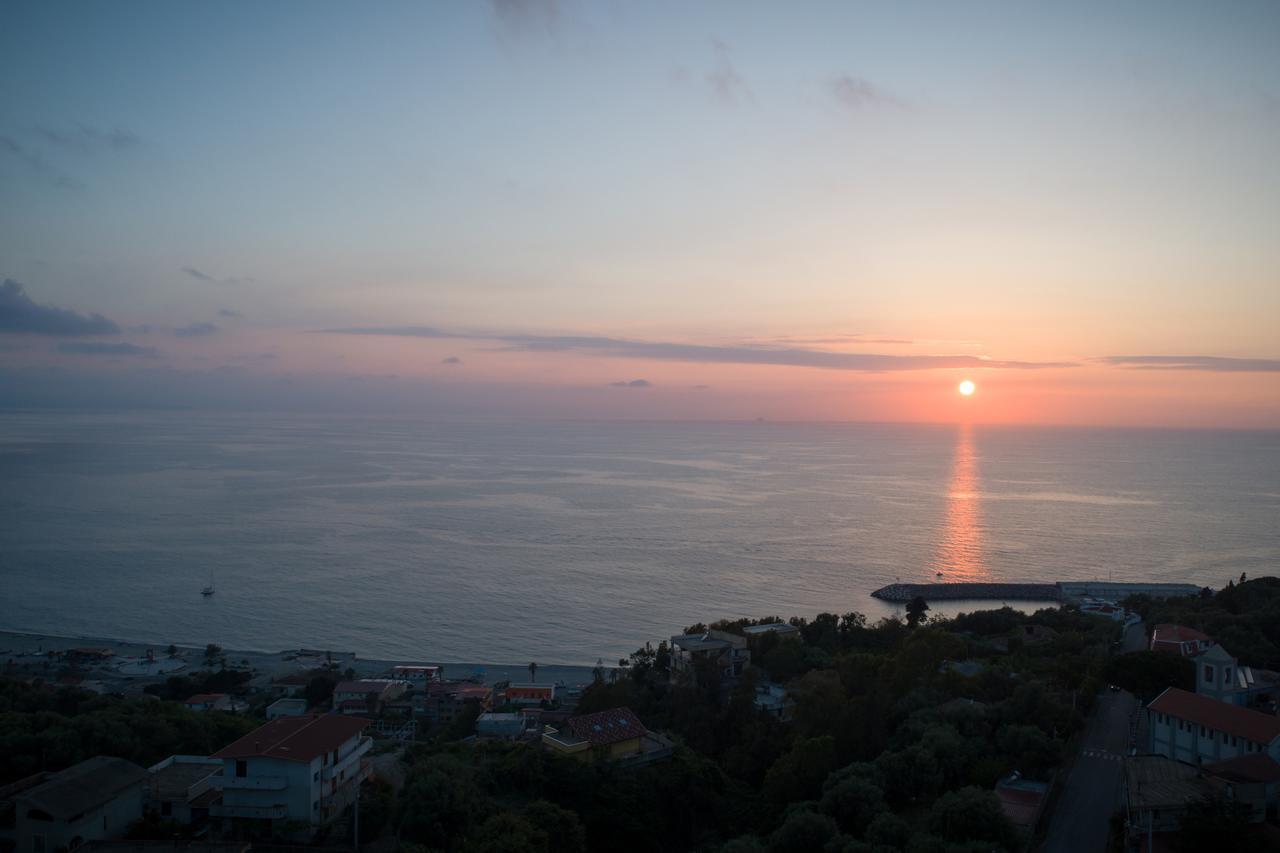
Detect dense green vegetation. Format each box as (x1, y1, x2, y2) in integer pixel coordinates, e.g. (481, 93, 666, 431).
(1124, 576, 1280, 668)
(0, 677, 257, 783)
(378, 605, 1119, 852)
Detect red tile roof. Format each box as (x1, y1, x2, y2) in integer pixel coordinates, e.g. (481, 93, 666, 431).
(213, 714, 368, 763)
(1203, 754, 1280, 784)
(184, 693, 226, 704)
(566, 707, 648, 746)
(1151, 624, 1212, 648)
(1149, 688, 1280, 744)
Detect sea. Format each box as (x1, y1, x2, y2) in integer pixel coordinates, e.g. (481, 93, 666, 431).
(1, 411, 1277, 666)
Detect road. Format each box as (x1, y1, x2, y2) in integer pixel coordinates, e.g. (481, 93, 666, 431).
(1039, 620, 1145, 853)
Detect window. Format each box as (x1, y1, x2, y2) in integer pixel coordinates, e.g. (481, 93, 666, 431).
(1225, 667, 1232, 685)
(313, 800, 319, 811)
(33, 835, 45, 853)
(161, 801, 172, 817)
(235, 760, 247, 778)
(1231, 736, 1237, 747)
(1204, 665, 1213, 683)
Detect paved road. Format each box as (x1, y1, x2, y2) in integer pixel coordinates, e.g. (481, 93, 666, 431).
(1120, 618, 1147, 653)
(1039, 689, 1138, 853)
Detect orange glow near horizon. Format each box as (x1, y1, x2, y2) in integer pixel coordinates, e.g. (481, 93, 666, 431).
(930, 425, 987, 582)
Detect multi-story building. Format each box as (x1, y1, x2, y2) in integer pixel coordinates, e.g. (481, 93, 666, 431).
(210, 715, 371, 831)
(669, 630, 750, 682)
(10, 757, 148, 853)
(1147, 687, 1280, 766)
(1149, 624, 1214, 657)
(331, 679, 408, 715)
(504, 683, 556, 706)
(146, 755, 223, 826)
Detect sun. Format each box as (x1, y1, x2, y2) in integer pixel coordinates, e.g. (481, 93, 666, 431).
(958, 379, 976, 397)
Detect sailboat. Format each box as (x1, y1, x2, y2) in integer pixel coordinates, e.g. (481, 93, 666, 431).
(201, 568, 215, 597)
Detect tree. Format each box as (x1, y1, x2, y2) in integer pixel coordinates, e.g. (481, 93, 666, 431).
(522, 800, 585, 853)
(529, 661, 538, 682)
(462, 813, 549, 853)
(767, 809, 840, 853)
(762, 736, 838, 805)
(819, 774, 886, 837)
(165, 644, 177, 657)
(203, 643, 222, 662)
(925, 786, 1017, 850)
(905, 597, 930, 629)
(305, 673, 337, 708)
(1176, 795, 1252, 852)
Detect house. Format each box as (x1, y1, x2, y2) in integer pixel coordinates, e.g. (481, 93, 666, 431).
(1150, 624, 1214, 657)
(542, 707, 672, 766)
(752, 682, 795, 722)
(146, 756, 222, 826)
(1079, 601, 1126, 622)
(411, 684, 492, 724)
(1202, 754, 1280, 823)
(741, 623, 800, 639)
(390, 665, 443, 685)
(331, 679, 408, 715)
(1123, 755, 1213, 840)
(269, 673, 311, 698)
(669, 630, 750, 682)
(994, 772, 1050, 836)
(65, 648, 115, 667)
(1147, 687, 1280, 766)
(11, 757, 148, 853)
(1193, 643, 1280, 711)
(183, 694, 232, 713)
(503, 683, 556, 706)
(265, 698, 309, 720)
(210, 714, 371, 830)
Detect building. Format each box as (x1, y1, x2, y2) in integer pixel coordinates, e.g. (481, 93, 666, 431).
(390, 665, 443, 685)
(1123, 755, 1213, 840)
(476, 712, 531, 740)
(994, 772, 1050, 836)
(669, 630, 750, 682)
(1192, 643, 1280, 711)
(146, 756, 222, 825)
(11, 757, 148, 853)
(1147, 687, 1280, 766)
(1150, 624, 1214, 657)
(210, 715, 371, 830)
(331, 679, 408, 715)
(182, 694, 232, 713)
(265, 698, 309, 720)
(741, 623, 800, 639)
(752, 682, 795, 722)
(503, 683, 556, 706)
(1202, 754, 1280, 823)
(542, 707, 671, 765)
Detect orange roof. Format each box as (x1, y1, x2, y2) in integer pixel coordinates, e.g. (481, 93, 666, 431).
(1151, 624, 1212, 645)
(213, 714, 368, 763)
(1203, 754, 1280, 784)
(1149, 688, 1280, 744)
(184, 693, 226, 704)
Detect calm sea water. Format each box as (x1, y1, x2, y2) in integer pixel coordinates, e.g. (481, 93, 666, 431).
(1, 411, 1277, 665)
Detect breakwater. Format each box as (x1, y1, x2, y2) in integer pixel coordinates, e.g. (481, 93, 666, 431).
(870, 580, 1203, 603)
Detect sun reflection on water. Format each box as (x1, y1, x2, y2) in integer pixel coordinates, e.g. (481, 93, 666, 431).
(931, 425, 987, 582)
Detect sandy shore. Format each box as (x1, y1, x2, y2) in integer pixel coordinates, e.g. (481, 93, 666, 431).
(0, 629, 599, 691)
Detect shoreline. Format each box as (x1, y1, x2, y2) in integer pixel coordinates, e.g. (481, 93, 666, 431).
(0, 629, 599, 689)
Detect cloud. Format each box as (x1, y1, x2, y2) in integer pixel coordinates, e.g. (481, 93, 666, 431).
(708, 40, 752, 105)
(174, 322, 219, 338)
(182, 267, 251, 285)
(609, 379, 652, 387)
(0, 279, 119, 336)
(827, 75, 905, 110)
(442, 356, 463, 365)
(0, 136, 83, 190)
(489, 0, 558, 37)
(57, 341, 157, 358)
(1098, 355, 1280, 372)
(34, 124, 141, 153)
(218, 309, 243, 319)
(318, 325, 1073, 371)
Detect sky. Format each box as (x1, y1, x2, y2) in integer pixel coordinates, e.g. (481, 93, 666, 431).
(2, 0, 1278, 427)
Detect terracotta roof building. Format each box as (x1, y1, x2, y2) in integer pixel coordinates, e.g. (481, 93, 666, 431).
(1150, 624, 1214, 657)
(542, 706, 671, 766)
(1147, 687, 1280, 767)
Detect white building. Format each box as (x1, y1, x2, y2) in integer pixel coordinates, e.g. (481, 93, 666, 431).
(752, 682, 795, 721)
(332, 679, 408, 715)
(210, 714, 371, 830)
(669, 630, 750, 681)
(1147, 687, 1280, 766)
(146, 755, 223, 825)
(265, 697, 309, 720)
(11, 757, 148, 853)
(390, 664, 443, 685)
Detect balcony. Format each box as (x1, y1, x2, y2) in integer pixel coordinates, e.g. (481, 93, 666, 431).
(322, 737, 373, 781)
(210, 802, 288, 819)
(222, 775, 287, 790)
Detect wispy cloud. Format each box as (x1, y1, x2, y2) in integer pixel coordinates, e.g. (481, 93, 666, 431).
(34, 124, 141, 153)
(57, 341, 157, 358)
(1098, 355, 1280, 372)
(489, 0, 558, 38)
(182, 267, 251, 285)
(442, 356, 463, 365)
(174, 322, 219, 338)
(218, 309, 244, 319)
(708, 40, 752, 105)
(0, 279, 119, 336)
(609, 379, 652, 387)
(0, 136, 83, 190)
(827, 75, 906, 110)
(318, 325, 1074, 372)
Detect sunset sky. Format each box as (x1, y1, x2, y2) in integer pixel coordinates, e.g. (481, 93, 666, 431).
(2, 1, 1278, 426)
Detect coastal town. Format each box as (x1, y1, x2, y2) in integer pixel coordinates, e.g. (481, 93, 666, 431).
(2, 577, 1279, 852)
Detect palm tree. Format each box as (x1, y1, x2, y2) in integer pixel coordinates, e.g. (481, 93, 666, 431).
(905, 596, 930, 629)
